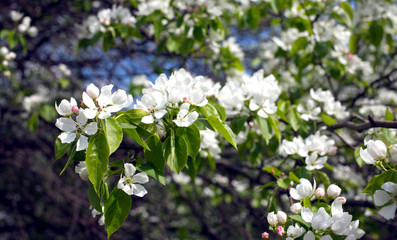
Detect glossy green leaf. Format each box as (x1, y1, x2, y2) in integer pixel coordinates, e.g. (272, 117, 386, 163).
(320, 113, 337, 126)
(257, 116, 272, 144)
(86, 132, 109, 194)
(231, 116, 248, 135)
(207, 116, 237, 149)
(291, 36, 308, 55)
(268, 115, 281, 143)
(105, 189, 132, 238)
(303, 197, 312, 209)
(340, 2, 354, 25)
(89, 182, 102, 212)
(55, 138, 71, 160)
(103, 118, 123, 155)
(123, 127, 150, 151)
(59, 141, 77, 175)
(144, 135, 165, 172)
(176, 124, 201, 158)
(288, 107, 300, 132)
(385, 108, 394, 121)
(369, 21, 384, 48)
(136, 162, 166, 185)
(163, 130, 188, 173)
(289, 215, 310, 228)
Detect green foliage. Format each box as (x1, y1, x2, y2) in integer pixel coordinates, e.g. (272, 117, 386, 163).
(105, 189, 132, 238)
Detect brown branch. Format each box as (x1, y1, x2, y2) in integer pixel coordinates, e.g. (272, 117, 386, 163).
(327, 116, 397, 132)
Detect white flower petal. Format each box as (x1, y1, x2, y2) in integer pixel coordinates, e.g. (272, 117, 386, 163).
(55, 118, 76, 132)
(154, 109, 167, 119)
(381, 182, 397, 195)
(98, 111, 112, 119)
(83, 92, 97, 109)
(374, 190, 392, 206)
(81, 108, 97, 119)
(122, 184, 134, 195)
(142, 115, 154, 124)
(303, 231, 315, 240)
(76, 113, 87, 126)
(132, 172, 149, 184)
(301, 207, 313, 223)
(331, 200, 343, 217)
(290, 188, 302, 200)
(76, 135, 88, 151)
(84, 122, 98, 135)
(59, 132, 76, 143)
(378, 202, 397, 220)
(133, 184, 147, 197)
(124, 163, 136, 177)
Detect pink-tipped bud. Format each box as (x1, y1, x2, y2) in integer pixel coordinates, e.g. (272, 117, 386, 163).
(347, 53, 354, 60)
(248, 121, 254, 127)
(261, 232, 269, 239)
(327, 146, 337, 156)
(335, 197, 346, 204)
(315, 187, 325, 199)
(72, 105, 79, 115)
(270, 169, 275, 175)
(186, 6, 192, 11)
(276, 226, 284, 237)
(183, 97, 190, 103)
(194, 7, 199, 12)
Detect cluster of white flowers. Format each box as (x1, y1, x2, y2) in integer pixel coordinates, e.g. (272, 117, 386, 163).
(10, 11, 38, 37)
(79, 5, 136, 38)
(217, 69, 281, 118)
(284, 179, 365, 240)
(22, 85, 50, 112)
(0, 46, 16, 67)
(55, 83, 133, 150)
(135, 69, 212, 128)
(310, 88, 349, 120)
(280, 129, 336, 170)
(199, 129, 222, 159)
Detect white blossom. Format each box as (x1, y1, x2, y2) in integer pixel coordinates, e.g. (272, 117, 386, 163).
(117, 163, 149, 197)
(290, 178, 316, 201)
(359, 139, 387, 165)
(373, 181, 397, 220)
(173, 103, 199, 127)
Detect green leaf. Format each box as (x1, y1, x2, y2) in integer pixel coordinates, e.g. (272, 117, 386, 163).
(268, 115, 281, 143)
(289, 172, 300, 183)
(8, 31, 18, 49)
(294, 167, 312, 179)
(28, 112, 39, 132)
(270, 0, 279, 14)
(354, 147, 365, 168)
(39, 104, 57, 122)
(144, 135, 165, 172)
(385, 108, 394, 121)
(320, 113, 337, 126)
(136, 162, 166, 185)
(288, 107, 300, 131)
(289, 215, 310, 228)
(103, 118, 123, 155)
(277, 177, 291, 189)
(349, 33, 359, 54)
(314, 42, 329, 58)
(59, 141, 77, 175)
(369, 21, 384, 48)
(257, 116, 272, 144)
(105, 189, 132, 238)
(262, 166, 281, 177)
(86, 132, 110, 194)
(291, 36, 308, 55)
(340, 2, 354, 25)
(123, 127, 150, 150)
(363, 171, 397, 196)
(193, 26, 204, 43)
(303, 197, 312, 208)
(180, 38, 194, 57)
(213, 103, 227, 122)
(207, 115, 237, 149)
(176, 124, 201, 158)
(230, 116, 248, 135)
(163, 130, 188, 173)
(317, 171, 331, 189)
(54, 138, 71, 160)
(89, 182, 102, 212)
(246, 7, 260, 29)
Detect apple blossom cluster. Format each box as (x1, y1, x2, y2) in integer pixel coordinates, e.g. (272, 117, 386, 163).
(373, 181, 397, 220)
(10, 10, 38, 37)
(279, 129, 336, 171)
(0, 46, 16, 67)
(263, 178, 365, 239)
(79, 5, 136, 38)
(55, 83, 133, 150)
(217, 69, 281, 118)
(135, 69, 212, 128)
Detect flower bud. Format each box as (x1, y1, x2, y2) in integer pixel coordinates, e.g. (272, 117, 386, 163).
(86, 83, 100, 99)
(72, 105, 79, 115)
(267, 212, 278, 227)
(327, 146, 337, 156)
(290, 202, 302, 214)
(315, 187, 325, 199)
(261, 232, 269, 239)
(277, 211, 287, 225)
(335, 197, 346, 204)
(327, 184, 341, 199)
(276, 226, 285, 237)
